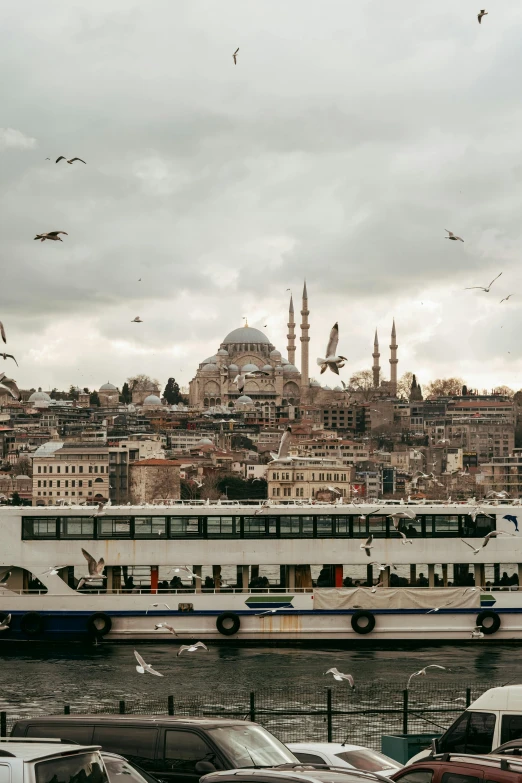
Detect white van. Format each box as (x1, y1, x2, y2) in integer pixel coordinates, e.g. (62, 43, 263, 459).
(408, 685, 522, 764)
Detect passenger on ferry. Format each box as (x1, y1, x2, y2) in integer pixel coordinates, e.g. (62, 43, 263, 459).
(417, 573, 429, 587)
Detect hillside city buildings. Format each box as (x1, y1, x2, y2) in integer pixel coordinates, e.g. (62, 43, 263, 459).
(0, 282, 521, 506)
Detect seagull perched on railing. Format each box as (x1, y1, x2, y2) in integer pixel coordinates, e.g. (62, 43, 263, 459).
(325, 669, 355, 689)
(134, 650, 163, 676)
(407, 665, 446, 688)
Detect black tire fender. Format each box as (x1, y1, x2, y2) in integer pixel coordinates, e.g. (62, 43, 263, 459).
(20, 612, 45, 636)
(476, 610, 501, 635)
(216, 612, 240, 636)
(87, 612, 112, 637)
(351, 610, 376, 635)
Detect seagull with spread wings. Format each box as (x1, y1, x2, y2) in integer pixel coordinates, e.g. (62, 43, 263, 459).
(500, 295, 513, 303)
(34, 231, 68, 242)
(134, 650, 163, 676)
(445, 229, 464, 242)
(317, 322, 347, 375)
(1, 353, 18, 366)
(56, 156, 86, 164)
(478, 9, 488, 23)
(325, 668, 355, 688)
(461, 530, 514, 556)
(407, 665, 446, 688)
(0, 373, 20, 400)
(77, 548, 106, 590)
(177, 641, 208, 656)
(0, 614, 11, 632)
(360, 535, 374, 557)
(233, 48, 239, 64)
(465, 272, 502, 292)
(270, 427, 292, 461)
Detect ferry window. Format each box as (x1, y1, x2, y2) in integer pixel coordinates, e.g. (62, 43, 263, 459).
(135, 516, 167, 538)
(433, 515, 459, 536)
(462, 515, 495, 538)
(501, 714, 522, 743)
(317, 516, 335, 536)
(207, 516, 239, 537)
(280, 516, 313, 537)
(368, 515, 387, 538)
(244, 516, 277, 537)
(61, 517, 95, 538)
(99, 518, 131, 537)
(23, 518, 57, 539)
(334, 516, 350, 536)
(169, 517, 203, 537)
(353, 515, 367, 537)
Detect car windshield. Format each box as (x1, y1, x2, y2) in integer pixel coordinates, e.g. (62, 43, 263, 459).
(102, 755, 157, 783)
(335, 750, 398, 771)
(301, 773, 380, 783)
(36, 752, 109, 783)
(206, 725, 297, 768)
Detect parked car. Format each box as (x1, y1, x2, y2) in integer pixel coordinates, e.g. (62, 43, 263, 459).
(10, 715, 299, 783)
(392, 752, 522, 783)
(490, 740, 522, 757)
(408, 685, 522, 765)
(0, 738, 108, 783)
(101, 751, 161, 783)
(286, 744, 401, 774)
(201, 766, 396, 783)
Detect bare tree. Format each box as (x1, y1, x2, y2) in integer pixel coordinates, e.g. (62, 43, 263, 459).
(127, 374, 160, 392)
(397, 372, 414, 400)
(349, 369, 375, 401)
(492, 385, 514, 398)
(425, 377, 465, 398)
(13, 456, 32, 477)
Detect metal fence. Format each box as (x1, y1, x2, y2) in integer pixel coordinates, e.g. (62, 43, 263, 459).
(0, 682, 500, 749)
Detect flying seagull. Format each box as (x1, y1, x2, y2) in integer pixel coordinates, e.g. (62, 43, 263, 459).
(0, 353, 18, 366)
(360, 535, 374, 557)
(478, 9, 488, 23)
(317, 322, 347, 375)
(177, 641, 208, 656)
(500, 295, 513, 303)
(445, 229, 464, 242)
(234, 374, 245, 393)
(146, 603, 171, 613)
(398, 531, 414, 545)
(34, 231, 68, 242)
(461, 530, 514, 555)
(0, 322, 5, 344)
(77, 548, 106, 590)
(465, 272, 502, 292)
(0, 572, 11, 585)
(233, 48, 239, 64)
(56, 156, 86, 164)
(131, 316, 143, 323)
(155, 623, 177, 635)
(0, 373, 20, 400)
(91, 502, 106, 518)
(256, 606, 293, 617)
(170, 566, 202, 580)
(41, 566, 67, 576)
(325, 668, 355, 688)
(407, 665, 446, 688)
(134, 649, 163, 677)
(270, 427, 292, 461)
(0, 614, 11, 631)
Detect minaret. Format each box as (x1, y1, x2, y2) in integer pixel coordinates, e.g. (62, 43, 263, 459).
(372, 329, 381, 388)
(300, 281, 310, 389)
(287, 295, 296, 365)
(389, 319, 398, 396)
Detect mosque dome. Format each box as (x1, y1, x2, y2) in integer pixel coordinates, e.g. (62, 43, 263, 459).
(323, 385, 332, 391)
(99, 382, 117, 391)
(333, 385, 342, 391)
(201, 355, 217, 365)
(143, 394, 162, 406)
(196, 437, 214, 446)
(228, 364, 239, 374)
(283, 364, 299, 375)
(281, 357, 290, 366)
(223, 326, 271, 345)
(310, 379, 320, 387)
(28, 388, 51, 403)
(236, 395, 253, 406)
(241, 363, 259, 373)
(201, 363, 219, 373)
(261, 364, 273, 373)
(217, 348, 229, 356)
(270, 349, 281, 359)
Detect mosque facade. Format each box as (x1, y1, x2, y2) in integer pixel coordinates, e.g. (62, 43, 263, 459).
(189, 283, 399, 410)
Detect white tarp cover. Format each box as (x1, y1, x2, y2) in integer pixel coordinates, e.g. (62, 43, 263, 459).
(313, 587, 480, 610)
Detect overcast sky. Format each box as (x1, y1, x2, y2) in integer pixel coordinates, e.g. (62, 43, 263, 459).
(2, 0, 522, 395)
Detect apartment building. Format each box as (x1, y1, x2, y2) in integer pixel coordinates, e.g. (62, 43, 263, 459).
(32, 442, 109, 505)
(267, 457, 353, 500)
(296, 439, 370, 466)
(480, 450, 522, 496)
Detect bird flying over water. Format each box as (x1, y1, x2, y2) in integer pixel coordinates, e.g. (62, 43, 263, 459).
(325, 668, 355, 688)
(465, 272, 502, 292)
(177, 641, 208, 656)
(256, 606, 293, 617)
(56, 156, 86, 164)
(445, 229, 464, 242)
(134, 649, 163, 676)
(317, 322, 347, 375)
(77, 548, 105, 590)
(0, 353, 18, 366)
(478, 9, 488, 23)
(34, 231, 68, 242)
(155, 623, 177, 635)
(233, 48, 239, 64)
(360, 535, 374, 557)
(0, 614, 11, 631)
(0, 373, 20, 400)
(407, 665, 446, 688)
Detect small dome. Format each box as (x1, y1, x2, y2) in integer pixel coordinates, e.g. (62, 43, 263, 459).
(281, 357, 290, 365)
(15, 475, 31, 481)
(270, 349, 281, 358)
(33, 441, 63, 457)
(228, 364, 239, 374)
(261, 364, 273, 372)
(310, 379, 320, 387)
(323, 385, 332, 391)
(217, 348, 228, 356)
(241, 363, 259, 373)
(201, 363, 219, 373)
(28, 388, 51, 403)
(283, 364, 300, 375)
(99, 382, 117, 391)
(143, 394, 162, 405)
(196, 437, 214, 446)
(236, 395, 253, 405)
(333, 385, 342, 391)
(223, 326, 271, 345)
(201, 355, 217, 365)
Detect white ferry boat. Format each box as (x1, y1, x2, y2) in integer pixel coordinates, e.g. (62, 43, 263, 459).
(0, 500, 521, 643)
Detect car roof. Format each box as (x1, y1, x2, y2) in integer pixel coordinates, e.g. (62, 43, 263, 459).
(204, 768, 385, 783)
(494, 741, 522, 751)
(14, 715, 249, 728)
(404, 754, 522, 774)
(287, 745, 366, 754)
(0, 742, 100, 762)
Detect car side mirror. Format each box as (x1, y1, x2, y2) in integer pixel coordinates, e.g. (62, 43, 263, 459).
(431, 738, 438, 755)
(195, 761, 216, 774)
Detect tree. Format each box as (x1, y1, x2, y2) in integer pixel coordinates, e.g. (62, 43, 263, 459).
(89, 391, 100, 407)
(127, 374, 160, 393)
(163, 378, 182, 405)
(425, 378, 465, 398)
(13, 457, 32, 477)
(68, 385, 79, 401)
(10, 491, 21, 506)
(514, 390, 522, 406)
(492, 386, 514, 398)
(397, 372, 414, 400)
(120, 382, 131, 404)
(349, 369, 375, 401)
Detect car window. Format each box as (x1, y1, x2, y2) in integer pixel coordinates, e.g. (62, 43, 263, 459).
(335, 749, 397, 771)
(164, 730, 218, 773)
(93, 726, 157, 760)
(36, 752, 108, 783)
(441, 774, 481, 783)
(102, 755, 154, 783)
(501, 716, 522, 744)
(395, 770, 434, 783)
(0, 764, 10, 783)
(294, 752, 327, 764)
(26, 724, 93, 743)
(466, 712, 496, 754)
(440, 713, 470, 753)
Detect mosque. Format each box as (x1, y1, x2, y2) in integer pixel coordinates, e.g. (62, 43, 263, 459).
(189, 283, 399, 410)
